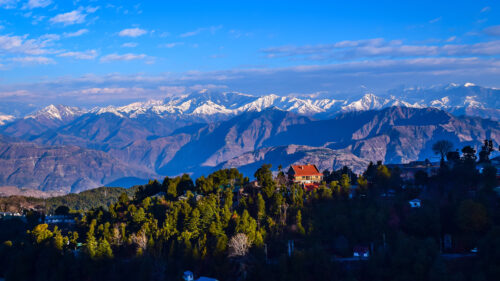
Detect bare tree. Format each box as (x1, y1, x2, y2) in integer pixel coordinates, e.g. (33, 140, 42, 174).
(131, 230, 147, 251)
(432, 140, 453, 161)
(228, 233, 251, 258)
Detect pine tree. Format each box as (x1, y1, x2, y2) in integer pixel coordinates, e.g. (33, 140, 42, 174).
(255, 164, 277, 198)
(52, 227, 64, 251)
(96, 238, 113, 259)
(296, 210, 305, 235)
(256, 193, 266, 222)
(340, 174, 351, 198)
(85, 232, 98, 258)
(187, 208, 201, 236)
(167, 181, 178, 199)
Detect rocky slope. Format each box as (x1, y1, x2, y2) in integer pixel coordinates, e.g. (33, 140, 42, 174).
(0, 105, 87, 138)
(264, 107, 500, 163)
(0, 136, 156, 193)
(218, 145, 371, 175)
(0, 106, 498, 192)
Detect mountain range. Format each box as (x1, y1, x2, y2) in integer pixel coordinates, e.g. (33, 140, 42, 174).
(0, 83, 499, 193)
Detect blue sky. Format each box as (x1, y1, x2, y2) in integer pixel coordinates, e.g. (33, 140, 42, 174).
(0, 0, 499, 110)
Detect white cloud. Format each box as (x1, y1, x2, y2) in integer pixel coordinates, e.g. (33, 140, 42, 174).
(121, 42, 138, 48)
(0, 34, 58, 55)
(484, 25, 500, 36)
(429, 17, 442, 24)
(50, 10, 86, 25)
(262, 38, 500, 61)
(445, 36, 456, 42)
(31, 15, 45, 24)
(69, 87, 149, 102)
(180, 25, 222, 37)
(11, 56, 54, 65)
(58, 50, 97, 60)
(481, 6, 491, 13)
(118, 27, 147, 37)
(39, 33, 60, 41)
(3, 56, 500, 107)
(0, 0, 18, 9)
(63, 29, 89, 38)
(0, 90, 33, 98)
(85, 6, 99, 13)
(160, 42, 183, 48)
(24, 0, 52, 9)
(100, 53, 147, 62)
(79, 87, 140, 95)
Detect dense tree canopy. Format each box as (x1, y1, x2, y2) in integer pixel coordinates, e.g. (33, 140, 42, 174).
(0, 146, 499, 281)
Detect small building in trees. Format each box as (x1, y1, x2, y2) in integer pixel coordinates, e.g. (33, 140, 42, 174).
(183, 271, 218, 281)
(387, 160, 439, 181)
(45, 215, 76, 224)
(183, 271, 194, 281)
(353, 246, 370, 258)
(288, 164, 323, 185)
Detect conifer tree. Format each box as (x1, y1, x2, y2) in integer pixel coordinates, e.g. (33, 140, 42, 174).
(85, 232, 98, 258)
(96, 238, 113, 259)
(187, 208, 201, 236)
(256, 193, 266, 222)
(52, 227, 64, 251)
(255, 164, 277, 198)
(296, 210, 305, 235)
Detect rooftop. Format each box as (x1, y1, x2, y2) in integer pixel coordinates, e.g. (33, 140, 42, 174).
(291, 164, 322, 176)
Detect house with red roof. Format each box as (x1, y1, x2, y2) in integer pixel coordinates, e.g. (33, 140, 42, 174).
(288, 164, 323, 189)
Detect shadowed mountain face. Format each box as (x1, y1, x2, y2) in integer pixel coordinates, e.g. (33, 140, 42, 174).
(0, 136, 156, 193)
(0, 106, 498, 192)
(217, 145, 371, 178)
(264, 107, 500, 163)
(157, 109, 311, 175)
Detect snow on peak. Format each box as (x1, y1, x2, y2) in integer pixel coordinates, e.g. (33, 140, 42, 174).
(464, 96, 483, 108)
(190, 101, 232, 115)
(93, 106, 125, 118)
(341, 93, 389, 112)
(236, 94, 281, 112)
(27, 85, 495, 122)
(464, 82, 476, 87)
(0, 114, 15, 125)
(26, 105, 86, 121)
(446, 83, 460, 89)
(430, 96, 450, 108)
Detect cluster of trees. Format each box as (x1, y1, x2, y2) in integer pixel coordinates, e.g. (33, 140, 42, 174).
(0, 142, 499, 281)
(0, 187, 138, 214)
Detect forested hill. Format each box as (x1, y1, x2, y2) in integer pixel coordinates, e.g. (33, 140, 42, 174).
(0, 147, 499, 281)
(0, 186, 138, 214)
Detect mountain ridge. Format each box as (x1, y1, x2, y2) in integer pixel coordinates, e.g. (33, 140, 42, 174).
(1, 87, 499, 192)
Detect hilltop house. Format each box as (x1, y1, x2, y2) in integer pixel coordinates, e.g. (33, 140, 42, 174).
(288, 164, 323, 190)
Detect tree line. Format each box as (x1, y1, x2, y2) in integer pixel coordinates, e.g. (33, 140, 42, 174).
(0, 141, 499, 281)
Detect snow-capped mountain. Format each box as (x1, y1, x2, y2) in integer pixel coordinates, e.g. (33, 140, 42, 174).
(2, 83, 499, 128)
(83, 83, 498, 121)
(88, 91, 345, 120)
(0, 105, 89, 138)
(0, 114, 15, 126)
(340, 93, 392, 112)
(25, 104, 88, 123)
